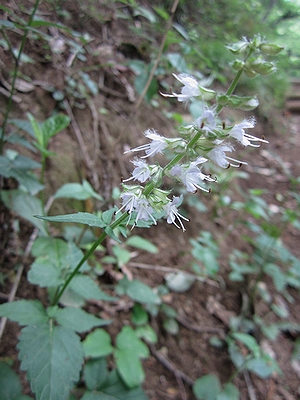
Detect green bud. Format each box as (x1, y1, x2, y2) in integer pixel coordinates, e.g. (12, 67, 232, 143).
(217, 94, 259, 111)
(198, 85, 216, 101)
(259, 43, 284, 56)
(244, 66, 258, 78)
(231, 59, 245, 71)
(248, 58, 276, 75)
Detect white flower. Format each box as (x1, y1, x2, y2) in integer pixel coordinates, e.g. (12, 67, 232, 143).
(119, 190, 139, 214)
(123, 159, 151, 183)
(125, 129, 168, 158)
(161, 73, 200, 102)
(170, 157, 214, 193)
(134, 198, 157, 226)
(229, 118, 268, 147)
(208, 144, 247, 168)
(196, 108, 217, 135)
(165, 196, 189, 231)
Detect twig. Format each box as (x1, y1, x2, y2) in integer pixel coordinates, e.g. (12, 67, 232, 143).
(243, 371, 257, 400)
(133, 0, 180, 112)
(150, 344, 195, 387)
(63, 99, 100, 191)
(128, 261, 219, 287)
(176, 314, 225, 336)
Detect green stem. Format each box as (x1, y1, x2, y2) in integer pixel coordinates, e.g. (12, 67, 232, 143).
(0, 0, 41, 155)
(52, 212, 128, 306)
(216, 48, 255, 115)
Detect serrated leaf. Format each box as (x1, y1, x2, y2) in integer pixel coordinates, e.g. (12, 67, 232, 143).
(18, 322, 84, 400)
(125, 236, 158, 254)
(28, 258, 63, 287)
(1, 190, 48, 235)
(55, 307, 111, 333)
(81, 369, 148, 400)
(69, 274, 117, 302)
(83, 329, 114, 358)
(116, 326, 149, 358)
(0, 300, 48, 325)
(34, 212, 106, 228)
(193, 374, 221, 400)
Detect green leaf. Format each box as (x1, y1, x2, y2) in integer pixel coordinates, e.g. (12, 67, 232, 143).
(193, 374, 221, 400)
(163, 318, 179, 335)
(54, 180, 102, 201)
(1, 190, 48, 235)
(28, 258, 63, 287)
(83, 358, 108, 391)
(135, 325, 157, 344)
(0, 152, 43, 195)
(131, 303, 148, 326)
(167, 53, 188, 72)
(42, 114, 70, 141)
(54, 307, 111, 333)
(112, 246, 131, 267)
(18, 322, 84, 400)
(217, 383, 239, 400)
(27, 113, 44, 146)
(0, 361, 27, 400)
(81, 369, 148, 399)
(125, 235, 158, 254)
(245, 358, 276, 378)
(83, 329, 114, 358)
(116, 278, 161, 306)
(115, 350, 145, 389)
(9, 118, 36, 138)
(232, 333, 260, 358)
(115, 326, 149, 388)
(34, 212, 106, 228)
(0, 300, 48, 325)
(69, 274, 117, 302)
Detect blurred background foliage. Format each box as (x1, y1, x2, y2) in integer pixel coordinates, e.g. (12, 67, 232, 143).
(105, 0, 300, 115)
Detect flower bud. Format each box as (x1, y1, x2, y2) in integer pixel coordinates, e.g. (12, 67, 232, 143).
(231, 59, 245, 71)
(259, 43, 284, 55)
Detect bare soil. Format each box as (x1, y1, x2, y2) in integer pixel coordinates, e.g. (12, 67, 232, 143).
(1, 1, 300, 399)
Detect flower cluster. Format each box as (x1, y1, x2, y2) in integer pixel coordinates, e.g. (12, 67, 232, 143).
(118, 36, 281, 231)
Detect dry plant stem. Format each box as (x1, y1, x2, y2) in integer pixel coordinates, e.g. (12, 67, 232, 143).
(133, 0, 180, 112)
(128, 261, 219, 287)
(150, 344, 195, 387)
(64, 99, 100, 191)
(243, 371, 257, 400)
